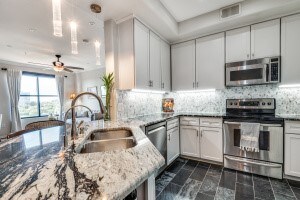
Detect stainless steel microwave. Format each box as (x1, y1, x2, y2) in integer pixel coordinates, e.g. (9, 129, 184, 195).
(225, 57, 280, 87)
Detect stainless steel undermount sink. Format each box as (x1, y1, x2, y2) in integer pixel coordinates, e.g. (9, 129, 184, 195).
(80, 138, 136, 154)
(88, 129, 133, 141)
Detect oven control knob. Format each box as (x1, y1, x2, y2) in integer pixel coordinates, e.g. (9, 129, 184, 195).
(268, 102, 272, 105)
(234, 102, 238, 105)
(230, 103, 233, 105)
(262, 102, 266, 105)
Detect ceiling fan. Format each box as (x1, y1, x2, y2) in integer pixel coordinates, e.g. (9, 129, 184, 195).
(28, 55, 84, 73)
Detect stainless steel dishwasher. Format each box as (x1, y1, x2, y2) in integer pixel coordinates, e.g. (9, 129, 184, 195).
(145, 121, 167, 176)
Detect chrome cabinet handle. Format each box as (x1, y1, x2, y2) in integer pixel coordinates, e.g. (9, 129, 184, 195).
(252, 53, 254, 58)
(200, 130, 203, 137)
(162, 82, 164, 89)
(197, 130, 199, 137)
(168, 134, 170, 141)
(247, 54, 250, 59)
(193, 82, 195, 88)
(197, 82, 199, 88)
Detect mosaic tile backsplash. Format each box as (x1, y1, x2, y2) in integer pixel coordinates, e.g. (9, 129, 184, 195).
(116, 85, 300, 119)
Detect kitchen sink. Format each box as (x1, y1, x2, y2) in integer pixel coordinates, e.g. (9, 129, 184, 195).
(80, 138, 136, 154)
(88, 129, 133, 141)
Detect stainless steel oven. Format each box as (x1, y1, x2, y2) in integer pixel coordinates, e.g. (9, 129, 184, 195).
(223, 98, 284, 179)
(225, 57, 280, 87)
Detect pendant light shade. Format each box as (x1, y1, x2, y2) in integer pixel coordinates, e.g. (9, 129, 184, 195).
(52, 0, 62, 37)
(95, 40, 101, 65)
(70, 21, 78, 54)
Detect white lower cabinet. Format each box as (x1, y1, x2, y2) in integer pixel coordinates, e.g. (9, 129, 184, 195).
(180, 117, 223, 163)
(180, 125, 200, 158)
(285, 121, 300, 178)
(167, 127, 180, 165)
(200, 127, 223, 162)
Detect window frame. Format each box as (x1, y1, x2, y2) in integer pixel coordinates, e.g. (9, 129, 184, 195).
(20, 72, 58, 119)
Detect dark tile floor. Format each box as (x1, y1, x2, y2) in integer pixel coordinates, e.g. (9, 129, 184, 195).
(155, 157, 300, 200)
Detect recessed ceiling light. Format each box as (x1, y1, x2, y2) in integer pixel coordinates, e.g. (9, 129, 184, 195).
(29, 28, 37, 32)
(89, 21, 95, 26)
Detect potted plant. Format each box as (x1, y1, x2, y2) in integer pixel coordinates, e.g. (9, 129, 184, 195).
(101, 73, 114, 120)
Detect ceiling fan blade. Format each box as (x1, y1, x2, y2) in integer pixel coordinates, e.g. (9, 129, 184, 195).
(63, 68, 74, 73)
(65, 66, 84, 70)
(28, 62, 52, 67)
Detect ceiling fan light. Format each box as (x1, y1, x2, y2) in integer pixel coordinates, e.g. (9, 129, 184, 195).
(70, 21, 78, 54)
(95, 40, 101, 65)
(52, 0, 62, 37)
(54, 66, 64, 72)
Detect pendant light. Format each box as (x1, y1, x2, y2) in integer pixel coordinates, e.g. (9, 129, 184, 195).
(52, 0, 62, 37)
(95, 40, 101, 65)
(70, 21, 78, 54)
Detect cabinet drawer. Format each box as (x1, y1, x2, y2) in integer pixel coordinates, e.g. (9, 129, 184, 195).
(167, 118, 179, 130)
(285, 121, 300, 134)
(180, 117, 200, 126)
(200, 117, 222, 128)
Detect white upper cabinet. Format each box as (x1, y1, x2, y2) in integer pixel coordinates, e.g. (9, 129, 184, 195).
(134, 20, 150, 89)
(226, 26, 251, 62)
(196, 33, 225, 90)
(118, 18, 171, 91)
(172, 40, 196, 91)
(149, 31, 161, 90)
(250, 19, 280, 59)
(281, 14, 300, 85)
(161, 40, 171, 91)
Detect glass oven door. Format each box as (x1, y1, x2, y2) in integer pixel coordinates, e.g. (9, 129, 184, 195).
(226, 64, 267, 86)
(224, 121, 283, 163)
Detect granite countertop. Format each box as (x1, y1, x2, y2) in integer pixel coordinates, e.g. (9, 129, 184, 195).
(276, 114, 300, 121)
(125, 112, 226, 126)
(0, 120, 165, 200)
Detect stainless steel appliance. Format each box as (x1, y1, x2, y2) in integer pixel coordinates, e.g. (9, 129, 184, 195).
(223, 98, 284, 179)
(145, 121, 167, 176)
(225, 57, 280, 87)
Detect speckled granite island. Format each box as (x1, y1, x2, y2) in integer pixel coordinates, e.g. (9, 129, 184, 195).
(0, 120, 165, 200)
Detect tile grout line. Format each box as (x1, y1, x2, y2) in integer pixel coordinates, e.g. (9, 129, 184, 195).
(285, 179, 297, 199)
(156, 158, 186, 198)
(196, 162, 212, 198)
(214, 166, 224, 200)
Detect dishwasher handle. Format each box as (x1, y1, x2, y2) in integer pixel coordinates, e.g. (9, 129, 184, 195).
(147, 126, 166, 135)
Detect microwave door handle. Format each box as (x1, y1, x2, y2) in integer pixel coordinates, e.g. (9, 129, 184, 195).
(266, 64, 269, 82)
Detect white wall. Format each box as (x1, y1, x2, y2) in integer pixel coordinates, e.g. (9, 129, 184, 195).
(75, 68, 106, 111)
(0, 61, 76, 136)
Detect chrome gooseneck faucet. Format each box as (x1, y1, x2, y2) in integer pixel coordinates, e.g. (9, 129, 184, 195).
(70, 92, 106, 140)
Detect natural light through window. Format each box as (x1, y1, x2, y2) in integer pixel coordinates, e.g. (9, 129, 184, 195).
(19, 73, 60, 118)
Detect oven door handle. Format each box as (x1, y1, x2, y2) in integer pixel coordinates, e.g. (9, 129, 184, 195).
(224, 155, 282, 168)
(223, 121, 282, 127)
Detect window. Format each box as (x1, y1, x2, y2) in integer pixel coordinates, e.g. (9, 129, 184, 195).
(19, 72, 60, 118)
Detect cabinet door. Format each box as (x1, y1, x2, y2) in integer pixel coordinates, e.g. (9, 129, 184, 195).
(180, 126, 200, 158)
(281, 14, 300, 85)
(134, 20, 150, 89)
(196, 33, 225, 90)
(167, 127, 180, 165)
(285, 134, 300, 177)
(149, 31, 161, 90)
(161, 40, 171, 91)
(251, 19, 280, 59)
(200, 127, 223, 162)
(172, 40, 196, 91)
(226, 26, 250, 62)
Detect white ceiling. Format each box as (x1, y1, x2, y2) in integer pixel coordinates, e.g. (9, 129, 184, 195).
(0, 0, 105, 71)
(1, 0, 300, 70)
(160, 0, 244, 22)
